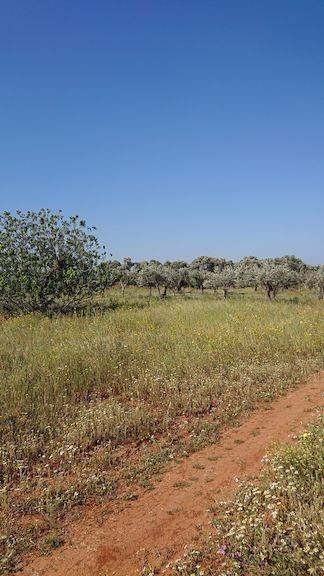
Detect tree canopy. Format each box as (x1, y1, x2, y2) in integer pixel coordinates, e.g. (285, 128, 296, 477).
(0, 209, 105, 313)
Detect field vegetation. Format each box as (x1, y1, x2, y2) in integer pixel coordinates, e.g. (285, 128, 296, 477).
(0, 211, 323, 574)
(1, 288, 323, 573)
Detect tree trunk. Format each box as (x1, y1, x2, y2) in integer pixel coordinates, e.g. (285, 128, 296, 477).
(223, 288, 228, 299)
(267, 287, 272, 300)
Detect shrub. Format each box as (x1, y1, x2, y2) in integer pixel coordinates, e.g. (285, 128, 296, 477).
(0, 209, 105, 314)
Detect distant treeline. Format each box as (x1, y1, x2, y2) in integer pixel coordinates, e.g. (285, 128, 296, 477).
(103, 255, 324, 300)
(0, 209, 323, 315)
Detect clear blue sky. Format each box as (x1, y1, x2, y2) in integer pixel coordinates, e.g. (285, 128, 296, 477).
(1, 1, 323, 264)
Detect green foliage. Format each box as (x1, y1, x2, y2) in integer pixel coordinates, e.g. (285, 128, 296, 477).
(0, 209, 105, 314)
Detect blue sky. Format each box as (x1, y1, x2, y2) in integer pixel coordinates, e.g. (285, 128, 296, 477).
(0, 1, 323, 263)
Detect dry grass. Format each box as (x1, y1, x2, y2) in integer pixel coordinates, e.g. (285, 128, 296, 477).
(0, 288, 323, 573)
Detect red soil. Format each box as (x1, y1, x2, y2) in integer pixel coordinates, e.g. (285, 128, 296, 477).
(19, 371, 323, 576)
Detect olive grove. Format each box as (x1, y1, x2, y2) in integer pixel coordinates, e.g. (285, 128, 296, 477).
(0, 209, 322, 314)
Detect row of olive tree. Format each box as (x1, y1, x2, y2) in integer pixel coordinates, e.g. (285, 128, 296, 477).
(103, 255, 323, 300)
(0, 210, 323, 314)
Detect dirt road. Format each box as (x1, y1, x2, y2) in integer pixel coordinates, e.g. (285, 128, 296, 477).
(21, 371, 323, 576)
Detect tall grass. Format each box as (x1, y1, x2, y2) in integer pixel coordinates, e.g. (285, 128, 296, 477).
(0, 289, 323, 573)
(1, 291, 323, 478)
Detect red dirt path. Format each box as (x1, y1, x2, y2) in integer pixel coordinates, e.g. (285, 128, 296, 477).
(20, 372, 323, 576)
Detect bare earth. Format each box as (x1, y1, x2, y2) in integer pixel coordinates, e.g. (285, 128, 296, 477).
(20, 371, 324, 576)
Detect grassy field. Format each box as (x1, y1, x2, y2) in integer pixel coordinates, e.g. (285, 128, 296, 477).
(0, 288, 323, 573)
(169, 417, 324, 576)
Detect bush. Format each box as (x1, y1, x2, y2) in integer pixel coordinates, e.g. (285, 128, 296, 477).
(0, 209, 105, 314)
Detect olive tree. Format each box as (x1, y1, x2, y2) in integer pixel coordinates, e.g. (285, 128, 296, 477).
(257, 262, 300, 299)
(236, 263, 260, 291)
(189, 268, 208, 293)
(204, 268, 236, 298)
(273, 255, 307, 273)
(191, 256, 230, 272)
(115, 265, 135, 295)
(0, 209, 105, 314)
(236, 257, 262, 291)
(306, 265, 324, 299)
(162, 265, 189, 294)
(137, 263, 164, 296)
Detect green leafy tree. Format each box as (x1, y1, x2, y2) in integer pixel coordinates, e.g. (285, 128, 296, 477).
(0, 209, 105, 313)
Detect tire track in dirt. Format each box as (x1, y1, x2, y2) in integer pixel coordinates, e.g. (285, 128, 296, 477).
(20, 372, 323, 576)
